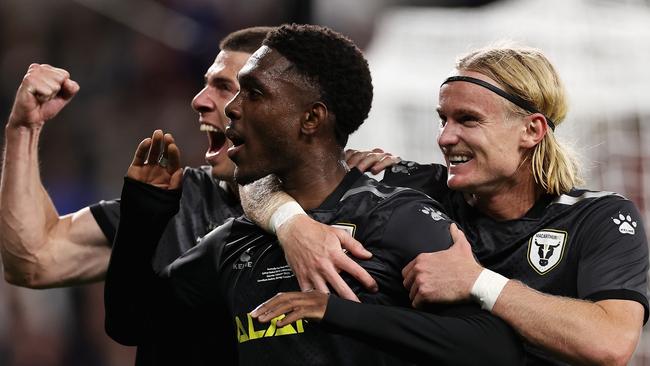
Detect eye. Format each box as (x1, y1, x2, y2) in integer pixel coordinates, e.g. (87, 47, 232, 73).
(249, 88, 263, 100)
(217, 82, 233, 93)
(458, 114, 479, 125)
(437, 113, 447, 127)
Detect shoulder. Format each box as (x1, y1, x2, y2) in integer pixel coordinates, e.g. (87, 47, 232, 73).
(182, 166, 215, 185)
(342, 173, 441, 210)
(382, 161, 449, 200)
(549, 189, 640, 221)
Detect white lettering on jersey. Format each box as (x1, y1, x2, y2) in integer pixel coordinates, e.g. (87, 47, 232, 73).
(527, 230, 567, 275)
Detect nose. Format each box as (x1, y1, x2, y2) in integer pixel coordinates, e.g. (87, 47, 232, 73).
(437, 120, 460, 150)
(191, 86, 214, 113)
(224, 91, 241, 123)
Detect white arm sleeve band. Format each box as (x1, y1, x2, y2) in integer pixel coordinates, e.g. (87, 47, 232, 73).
(470, 268, 509, 311)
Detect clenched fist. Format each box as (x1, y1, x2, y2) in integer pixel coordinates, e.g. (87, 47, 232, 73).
(8, 64, 80, 129)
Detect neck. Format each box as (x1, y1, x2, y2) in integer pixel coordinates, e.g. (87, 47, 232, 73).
(467, 172, 543, 221)
(279, 149, 348, 211)
(221, 180, 241, 201)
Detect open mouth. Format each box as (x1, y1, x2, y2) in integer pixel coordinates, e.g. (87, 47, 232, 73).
(200, 123, 227, 156)
(447, 154, 473, 166)
(225, 127, 245, 160)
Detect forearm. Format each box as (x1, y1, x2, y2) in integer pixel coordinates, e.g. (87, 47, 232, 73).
(492, 280, 643, 365)
(239, 174, 302, 233)
(104, 177, 181, 345)
(0, 124, 63, 284)
(322, 296, 523, 365)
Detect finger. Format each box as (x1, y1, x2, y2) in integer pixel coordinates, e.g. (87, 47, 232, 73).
(402, 264, 417, 290)
(169, 168, 183, 190)
(322, 267, 360, 302)
(275, 311, 306, 328)
(354, 153, 383, 173)
(251, 292, 284, 318)
(60, 78, 80, 100)
(146, 130, 164, 164)
(295, 274, 314, 294)
(132, 138, 152, 166)
(412, 292, 424, 309)
(344, 149, 359, 161)
(310, 275, 330, 295)
(371, 148, 384, 153)
(50, 66, 71, 79)
(345, 151, 365, 168)
(41, 75, 63, 95)
(449, 223, 461, 243)
(166, 143, 181, 173)
(254, 294, 296, 321)
(337, 256, 377, 293)
(338, 231, 371, 259)
(369, 155, 402, 175)
(409, 278, 419, 301)
(402, 258, 415, 282)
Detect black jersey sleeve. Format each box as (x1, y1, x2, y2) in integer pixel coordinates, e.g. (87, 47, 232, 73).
(379, 196, 453, 266)
(322, 296, 524, 365)
(334, 195, 524, 364)
(104, 177, 182, 345)
(89, 199, 120, 244)
(105, 177, 237, 364)
(381, 161, 449, 201)
(576, 197, 649, 323)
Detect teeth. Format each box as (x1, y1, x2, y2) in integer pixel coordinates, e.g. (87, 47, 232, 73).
(448, 155, 471, 163)
(200, 124, 219, 132)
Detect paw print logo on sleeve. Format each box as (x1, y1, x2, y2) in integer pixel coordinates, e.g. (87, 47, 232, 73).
(391, 161, 417, 175)
(612, 213, 637, 235)
(420, 206, 445, 221)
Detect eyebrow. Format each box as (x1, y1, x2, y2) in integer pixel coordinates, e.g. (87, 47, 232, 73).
(436, 106, 484, 118)
(205, 75, 234, 86)
(238, 72, 263, 90)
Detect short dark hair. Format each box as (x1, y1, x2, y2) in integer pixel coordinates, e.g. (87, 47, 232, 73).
(219, 26, 274, 54)
(263, 24, 373, 147)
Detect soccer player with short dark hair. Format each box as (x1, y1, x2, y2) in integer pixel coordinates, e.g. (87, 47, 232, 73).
(106, 24, 524, 365)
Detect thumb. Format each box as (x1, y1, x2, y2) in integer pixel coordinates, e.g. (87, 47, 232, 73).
(338, 230, 372, 259)
(60, 78, 80, 100)
(449, 223, 472, 255)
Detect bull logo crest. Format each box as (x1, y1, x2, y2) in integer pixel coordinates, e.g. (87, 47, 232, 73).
(527, 230, 567, 275)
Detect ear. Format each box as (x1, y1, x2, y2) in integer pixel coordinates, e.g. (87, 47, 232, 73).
(520, 113, 548, 149)
(300, 102, 328, 136)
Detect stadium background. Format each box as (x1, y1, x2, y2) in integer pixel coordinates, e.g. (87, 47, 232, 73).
(0, 0, 648, 364)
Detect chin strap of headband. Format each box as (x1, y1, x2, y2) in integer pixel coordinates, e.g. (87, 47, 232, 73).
(441, 75, 556, 131)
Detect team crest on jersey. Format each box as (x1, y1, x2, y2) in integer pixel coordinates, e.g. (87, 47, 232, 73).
(527, 230, 567, 275)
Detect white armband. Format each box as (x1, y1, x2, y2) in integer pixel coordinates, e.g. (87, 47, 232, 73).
(470, 269, 509, 311)
(269, 201, 306, 234)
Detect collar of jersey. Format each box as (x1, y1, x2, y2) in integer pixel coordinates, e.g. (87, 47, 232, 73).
(310, 168, 363, 211)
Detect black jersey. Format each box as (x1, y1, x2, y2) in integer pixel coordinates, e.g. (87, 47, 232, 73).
(90, 166, 243, 271)
(382, 160, 650, 365)
(106, 169, 524, 365)
(96, 166, 243, 366)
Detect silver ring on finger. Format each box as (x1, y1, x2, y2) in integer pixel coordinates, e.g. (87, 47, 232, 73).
(158, 156, 169, 168)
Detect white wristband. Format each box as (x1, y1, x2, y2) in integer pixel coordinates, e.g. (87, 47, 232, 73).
(470, 269, 509, 311)
(269, 201, 306, 234)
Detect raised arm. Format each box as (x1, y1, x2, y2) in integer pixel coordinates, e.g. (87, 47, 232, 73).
(0, 64, 110, 288)
(104, 130, 182, 344)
